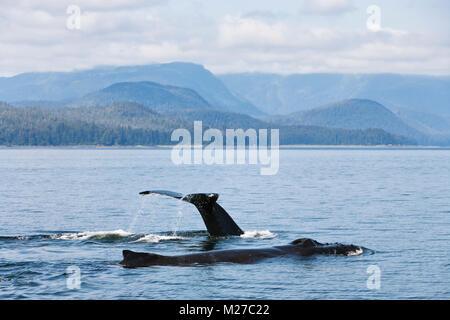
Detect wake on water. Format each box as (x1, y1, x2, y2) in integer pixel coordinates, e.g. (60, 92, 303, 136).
(38, 194, 275, 243)
(1, 230, 364, 256)
(0, 229, 278, 243)
(54, 229, 277, 242)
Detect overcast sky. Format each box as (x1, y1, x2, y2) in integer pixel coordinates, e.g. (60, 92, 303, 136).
(1, 0, 449, 76)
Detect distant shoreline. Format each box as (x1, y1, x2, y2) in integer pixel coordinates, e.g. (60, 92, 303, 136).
(0, 145, 448, 150)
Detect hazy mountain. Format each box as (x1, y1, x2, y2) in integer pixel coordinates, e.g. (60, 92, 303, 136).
(70, 81, 212, 112)
(273, 99, 430, 143)
(283, 99, 418, 134)
(0, 102, 415, 146)
(0, 62, 262, 115)
(393, 108, 450, 135)
(219, 73, 450, 116)
(11, 100, 70, 108)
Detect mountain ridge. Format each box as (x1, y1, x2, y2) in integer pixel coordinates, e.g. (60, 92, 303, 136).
(219, 72, 450, 116)
(70, 81, 212, 112)
(0, 62, 263, 116)
(271, 98, 435, 144)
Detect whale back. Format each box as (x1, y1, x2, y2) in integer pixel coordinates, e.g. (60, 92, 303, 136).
(291, 238, 321, 247)
(120, 250, 163, 268)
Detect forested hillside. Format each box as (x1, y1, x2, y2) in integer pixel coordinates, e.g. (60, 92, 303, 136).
(0, 102, 416, 146)
(271, 99, 449, 145)
(0, 102, 174, 146)
(71, 81, 212, 111)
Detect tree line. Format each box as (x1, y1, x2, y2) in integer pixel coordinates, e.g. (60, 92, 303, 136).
(0, 102, 417, 146)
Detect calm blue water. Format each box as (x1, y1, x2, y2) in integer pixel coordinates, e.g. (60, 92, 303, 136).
(0, 148, 448, 299)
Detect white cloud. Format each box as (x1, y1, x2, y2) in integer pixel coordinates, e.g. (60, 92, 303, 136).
(0, 0, 166, 12)
(213, 13, 449, 75)
(218, 15, 287, 47)
(0, 1, 448, 76)
(302, 0, 355, 15)
(217, 14, 360, 50)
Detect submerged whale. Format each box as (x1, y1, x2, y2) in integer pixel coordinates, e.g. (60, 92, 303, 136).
(120, 238, 363, 267)
(119, 190, 364, 267)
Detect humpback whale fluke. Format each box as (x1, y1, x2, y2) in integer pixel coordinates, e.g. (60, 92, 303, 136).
(119, 238, 363, 267)
(139, 190, 244, 237)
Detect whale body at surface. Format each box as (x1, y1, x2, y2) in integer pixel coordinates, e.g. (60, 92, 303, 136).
(119, 238, 363, 268)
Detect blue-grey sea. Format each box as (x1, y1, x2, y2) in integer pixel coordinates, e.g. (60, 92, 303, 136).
(0, 148, 448, 299)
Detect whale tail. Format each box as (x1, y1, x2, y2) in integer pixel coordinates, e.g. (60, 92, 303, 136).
(139, 190, 244, 237)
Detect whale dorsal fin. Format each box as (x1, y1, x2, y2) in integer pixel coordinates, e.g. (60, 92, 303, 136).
(139, 190, 244, 237)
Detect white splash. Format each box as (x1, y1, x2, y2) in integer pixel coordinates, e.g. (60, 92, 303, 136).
(240, 230, 277, 239)
(346, 248, 364, 256)
(52, 229, 133, 240)
(132, 234, 186, 243)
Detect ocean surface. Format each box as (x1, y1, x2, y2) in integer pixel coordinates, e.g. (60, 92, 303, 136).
(0, 148, 448, 299)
